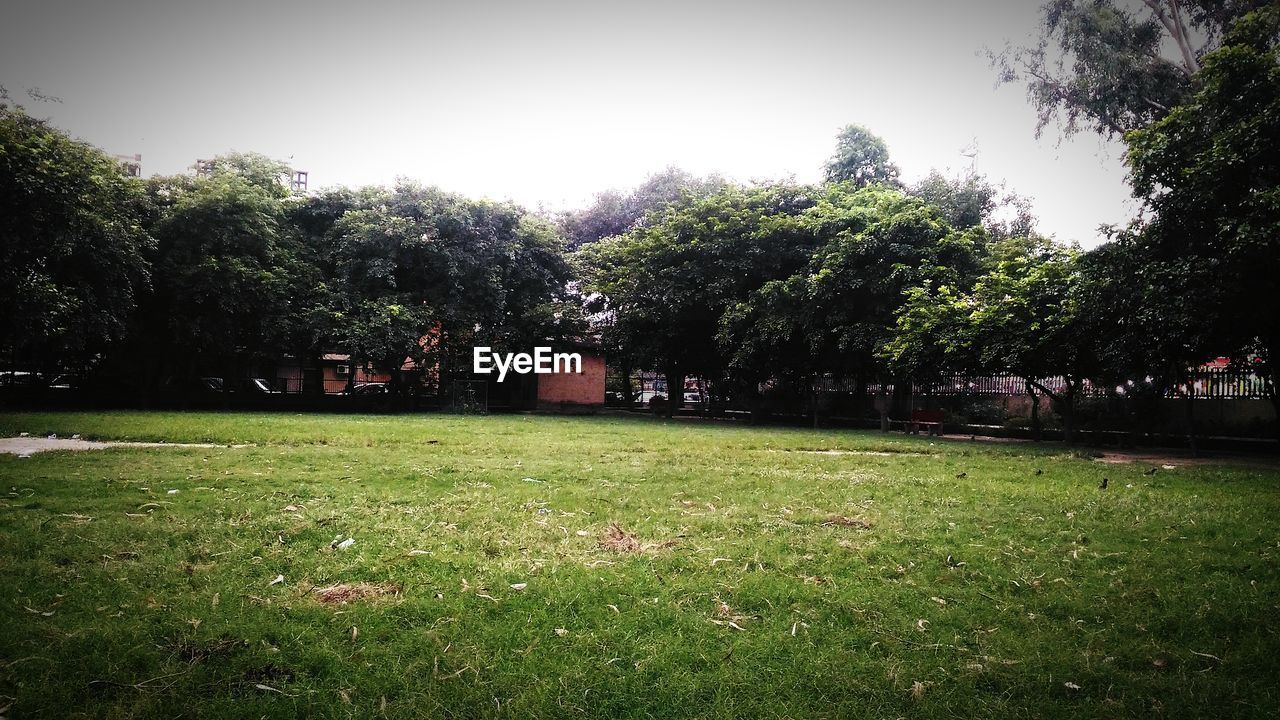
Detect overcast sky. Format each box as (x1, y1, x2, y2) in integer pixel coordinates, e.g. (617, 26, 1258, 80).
(2, 0, 1137, 247)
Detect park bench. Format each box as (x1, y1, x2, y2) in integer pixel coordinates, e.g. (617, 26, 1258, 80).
(891, 409, 945, 436)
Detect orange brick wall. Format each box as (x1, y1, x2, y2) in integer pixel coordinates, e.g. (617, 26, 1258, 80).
(536, 352, 605, 408)
(321, 366, 390, 393)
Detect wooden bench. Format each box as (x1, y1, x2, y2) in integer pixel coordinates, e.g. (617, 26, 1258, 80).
(890, 409, 945, 436)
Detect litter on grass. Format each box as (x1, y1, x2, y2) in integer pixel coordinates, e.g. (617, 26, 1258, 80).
(313, 583, 401, 604)
(600, 523, 640, 553)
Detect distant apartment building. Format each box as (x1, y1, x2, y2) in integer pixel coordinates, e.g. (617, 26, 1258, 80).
(114, 153, 142, 177)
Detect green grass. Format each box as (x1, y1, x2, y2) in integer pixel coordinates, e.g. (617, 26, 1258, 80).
(0, 411, 1277, 718)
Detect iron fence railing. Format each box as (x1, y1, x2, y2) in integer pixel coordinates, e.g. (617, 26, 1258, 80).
(605, 368, 1273, 406)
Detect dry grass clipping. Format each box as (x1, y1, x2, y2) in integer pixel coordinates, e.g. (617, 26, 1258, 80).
(823, 515, 872, 529)
(313, 582, 401, 605)
(600, 523, 641, 553)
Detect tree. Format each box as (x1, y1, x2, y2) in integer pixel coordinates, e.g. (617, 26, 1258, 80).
(560, 167, 725, 248)
(145, 170, 294, 381)
(823, 124, 900, 187)
(0, 103, 151, 376)
(886, 236, 1093, 441)
(1073, 237, 1214, 447)
(196, 152, 294, 199)
(1123, 6, 1280, 430)
(908, 170, 1036, 239)
(993, 0, 1268, 139)
(997, 2, 1280, 443)
(326, 182, 579, 392)
(578, 182, 821, 416)
(722, 185, 986, 425)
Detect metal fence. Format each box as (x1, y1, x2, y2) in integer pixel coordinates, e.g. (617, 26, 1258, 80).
(923, 370, 1272, 400)
(607, 368, 1274, 406)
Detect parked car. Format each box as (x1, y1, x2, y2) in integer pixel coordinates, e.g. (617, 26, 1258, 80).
(47, 374, 80, 391)
(0, 370, 44, 402)
(161, 376, 225, 396)
(347, 382, 388, 396)
(244, 377, 281, 394)
(0, 370, 41, 388)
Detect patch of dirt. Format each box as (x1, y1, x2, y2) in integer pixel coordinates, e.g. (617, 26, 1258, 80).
(1089, 449, 1280, 469)
(935, 433, 1280, 469)
(0, 436, 249, 457)
(780, 449, 928, 457)
(600, 523, 641, 553)
(313, 582, 401, 605)
(823, 515, 873, 529)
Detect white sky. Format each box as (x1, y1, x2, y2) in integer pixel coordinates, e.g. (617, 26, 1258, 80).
(2, 0, 1137, 247)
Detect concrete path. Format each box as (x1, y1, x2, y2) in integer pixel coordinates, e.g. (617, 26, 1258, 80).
(0, 436, 245, 458)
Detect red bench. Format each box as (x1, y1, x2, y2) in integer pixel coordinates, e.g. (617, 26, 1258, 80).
(891, 409, 945, 436)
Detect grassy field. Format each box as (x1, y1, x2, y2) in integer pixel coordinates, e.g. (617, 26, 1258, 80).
(0, 411, 1277, 719)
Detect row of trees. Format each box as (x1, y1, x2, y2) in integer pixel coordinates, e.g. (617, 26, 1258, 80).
(2, 2, 1276, 439)
(1, 93, 580, 397)
(577, 2, 1280, 441)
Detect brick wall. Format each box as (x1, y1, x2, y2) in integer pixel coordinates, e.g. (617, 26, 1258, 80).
(536, 352, 605, 410)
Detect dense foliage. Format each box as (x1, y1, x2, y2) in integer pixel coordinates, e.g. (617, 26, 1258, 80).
(4, 9, 1277, 443)
(0, 105, 151, 374)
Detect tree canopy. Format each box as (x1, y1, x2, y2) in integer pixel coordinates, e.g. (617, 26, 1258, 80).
(822, 125, 900, 187)
(1123, 5, 1280, 405)
(0, 104, 151, 373)
(992, 0, 1270, 139)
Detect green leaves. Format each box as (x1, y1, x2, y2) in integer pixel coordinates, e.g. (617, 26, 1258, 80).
(1119, 5, 1280, 401)
(317, 182, 577, 373)
(0, 106, 151, 371)
(823, 125, 899, 187)
(579, 181, 825, 381)
(886, 235, 1088, 394)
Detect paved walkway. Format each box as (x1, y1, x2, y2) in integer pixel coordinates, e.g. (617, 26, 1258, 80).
(0, 436, 245, 458)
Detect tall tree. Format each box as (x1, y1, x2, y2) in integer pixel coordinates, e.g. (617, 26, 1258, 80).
(993, 0, 1268, 139)
(327, 182, 579, 390)
(1124, 6, 1280, 429)
(724, 185, 984, 424)
(823, 124, 900, 187)
(886, 236, 1093, 441)
(0, 103, 151, 376)
(579, 182, 821, 416)
(560, 167, 725, 248)
(146, 170, 294, 381)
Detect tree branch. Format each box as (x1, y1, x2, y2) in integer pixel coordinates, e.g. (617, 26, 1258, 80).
(1139, 0, 1201, 76)
(1021, 65, 1131, 138)
(1025, 377, 1061, 401)
(1142, 96, 1170, 112)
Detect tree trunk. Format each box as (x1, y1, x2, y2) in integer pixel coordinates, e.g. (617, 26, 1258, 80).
(1026, 381, 1043, 442)
(1061, 392, 1075, 444)
(620, 360, 634, 410)
(876, 377, 890, 432)
(306, 354, 324, 397)
(1184, 393, 1199, 457)
(664, 365, 683, 419)
(1270, 388, 1280, 445)
(1027, 379, 1062, 443)
(810, 377, 820, 429)
(891, 377, 913, 423)
(1267, 361, 1280, 444)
